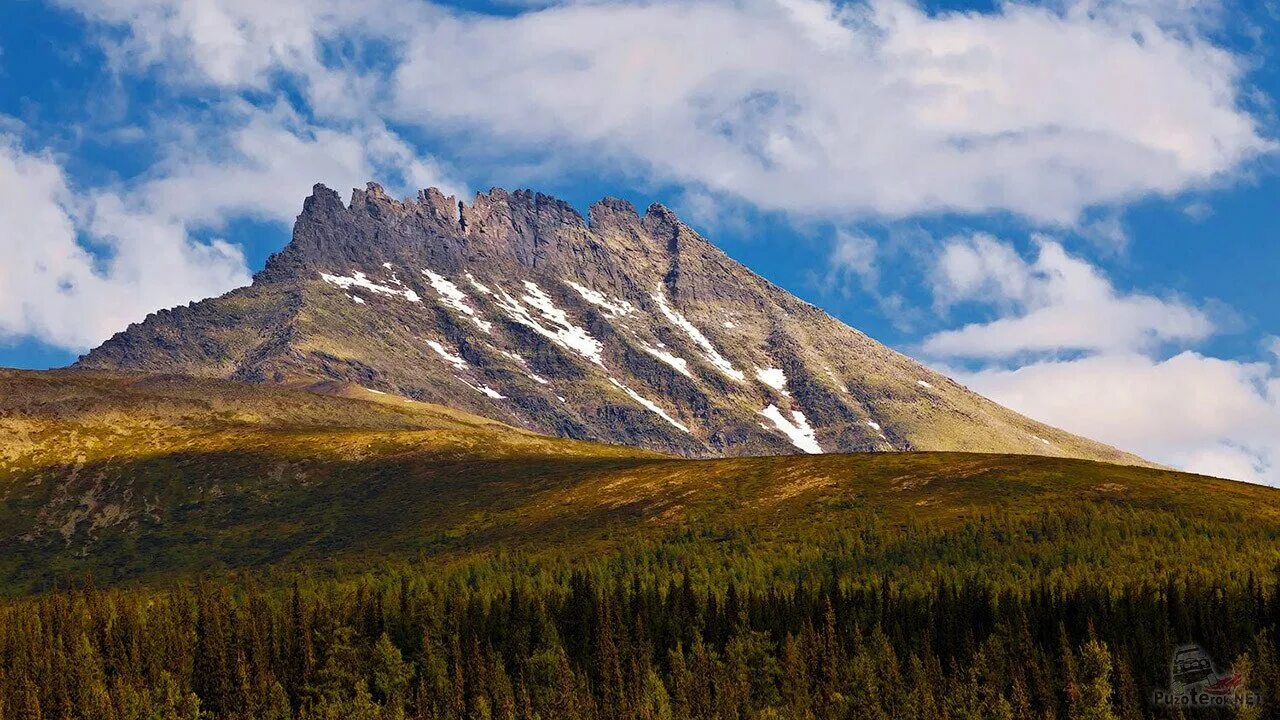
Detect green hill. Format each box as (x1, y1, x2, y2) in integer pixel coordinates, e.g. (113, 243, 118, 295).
(2, 369, 1275, 596)
(4, 369, 1280, 718)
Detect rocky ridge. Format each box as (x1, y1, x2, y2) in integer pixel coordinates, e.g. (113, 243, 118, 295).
(77, 182, 1145, 464)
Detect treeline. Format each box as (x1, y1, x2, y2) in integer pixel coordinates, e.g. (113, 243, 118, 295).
(2, 568, 1279, 719)
(4, 503, 1280, 719)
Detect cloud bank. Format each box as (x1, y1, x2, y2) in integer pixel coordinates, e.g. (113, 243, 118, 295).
(0, 136, 249, 349)
(955, 351, 1280, 485)
(920, 234, 1280, 485)
(393, 0, 1268, 222)
(924, 235, 1213, 357)
(54, 0, 1271, 223)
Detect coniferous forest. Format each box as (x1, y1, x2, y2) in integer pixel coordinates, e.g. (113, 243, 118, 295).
(3, 504, 1280, 719)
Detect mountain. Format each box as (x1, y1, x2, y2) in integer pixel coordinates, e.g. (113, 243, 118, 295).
(0, 369, 1266, 595)
(77, 182, 1141, 464)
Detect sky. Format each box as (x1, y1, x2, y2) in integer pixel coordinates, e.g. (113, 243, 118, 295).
(1, 0, 1279, 483)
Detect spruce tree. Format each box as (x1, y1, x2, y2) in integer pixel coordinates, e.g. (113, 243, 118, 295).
(1076, 638, 1118, 720)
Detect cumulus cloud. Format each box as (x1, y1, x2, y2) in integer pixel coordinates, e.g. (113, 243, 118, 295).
(130, 104, 462, 226)
(923, 235, 1213, 357)
(828, 231, 879, 287)
(0, 136, 249, 349)
(53, 0, 438, 114)
(950, 352, 1280, 484)
(57, 0, 1272, 223)
(917, 232, 1278, 484)
(392, 0, 1270, 222)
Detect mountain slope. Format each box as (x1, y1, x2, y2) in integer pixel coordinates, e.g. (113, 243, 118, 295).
(78, 183, 1142, 464)
(1, 370, 1267, 595)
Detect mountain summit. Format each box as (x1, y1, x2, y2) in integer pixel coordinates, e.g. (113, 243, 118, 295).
(77, 182, 1140, 463)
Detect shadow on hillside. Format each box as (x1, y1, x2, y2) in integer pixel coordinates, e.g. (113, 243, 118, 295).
(0, 447, 676, 595)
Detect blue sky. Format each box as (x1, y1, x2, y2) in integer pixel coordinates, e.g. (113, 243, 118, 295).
(2, 0, 1279, 483)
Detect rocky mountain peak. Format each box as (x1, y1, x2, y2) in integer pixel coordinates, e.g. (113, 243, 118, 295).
(465, 187, 586, 230)
(303, 182, 345, 211)
(77, 182, 1148, 466)
(588, 197, 639, 226)
(416, 186, 459, 221)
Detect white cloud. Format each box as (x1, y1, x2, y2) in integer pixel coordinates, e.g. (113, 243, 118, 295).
(53, 0, 438, 116)
(923, 235, 1213, 357)
(928, 234, 1034, 312)
(392, 0, 1270, 222)
(828, 230, 879, 286)
(951, 352, 1280, 484)
(131, 104, 461, 226)
(0, 136, 249, 349)
(59, 0, 1270, 224)
(1078, 212, 1130, 251)
(920, 232, 1278, 484)
(1183, 200, 1215, 221)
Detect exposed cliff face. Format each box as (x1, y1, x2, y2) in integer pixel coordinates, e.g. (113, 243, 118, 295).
(78, 182, 1144, 464)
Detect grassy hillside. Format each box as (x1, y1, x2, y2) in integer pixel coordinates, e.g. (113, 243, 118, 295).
(4, 369, 1280, 718)
(1, 369, 1276, 596)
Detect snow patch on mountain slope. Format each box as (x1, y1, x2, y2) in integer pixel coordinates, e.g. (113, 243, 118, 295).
(640, 343, 693, 378)
(459, 378, 505, 399)
(759, 405, 823, 454)
(866, 420, 888, 440)
(465, 273, 494, 296)
(486, 281, 606, 366)
(422, 269, 493, 333)
(609, 378, 689, 432)
(320, 271, 421, 302)
(652, 287, 745, 382)
(566, 281, 635, 317)
(756, 367, 789, 393)
(499, 350, 550, 385)
(427, 340, 467, 371)
(826, 368, 850, 393)
(521, 282, 606, 366)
